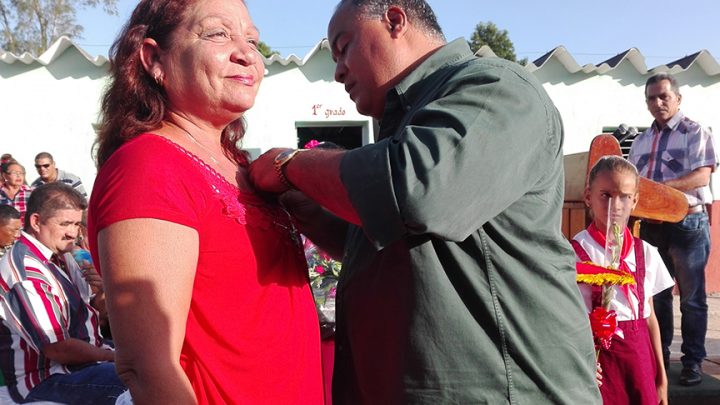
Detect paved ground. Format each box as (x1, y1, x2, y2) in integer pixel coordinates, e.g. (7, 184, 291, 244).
(667, 293, 720, 404)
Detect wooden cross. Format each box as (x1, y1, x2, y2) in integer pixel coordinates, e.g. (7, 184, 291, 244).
(587, 134, 688, 225)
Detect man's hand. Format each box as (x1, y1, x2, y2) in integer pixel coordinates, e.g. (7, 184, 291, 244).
(79, 260, 103, 295)
(279, 190, 324, 222)
(279, 190, 348, 260)
(250, 146, 360, 225)
(42, 338, 115, 365)
(248, 148, 293, 194)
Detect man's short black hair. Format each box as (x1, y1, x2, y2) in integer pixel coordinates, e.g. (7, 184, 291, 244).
(24, 183, 87, 230)
(0, 205, 21, 226)
(339, 0, 445, 41)
(645, 72, 680, 97)
(34, 151, 54, 161)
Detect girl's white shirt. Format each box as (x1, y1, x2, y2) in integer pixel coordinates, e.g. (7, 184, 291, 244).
(573, 229, 675, 321)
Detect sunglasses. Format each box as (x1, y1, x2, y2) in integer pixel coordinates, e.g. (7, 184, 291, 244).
(35, 164, 51, 169)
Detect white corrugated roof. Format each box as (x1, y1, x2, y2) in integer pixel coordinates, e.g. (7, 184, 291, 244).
(1, 36, 108, 66)
(264, 39, 331, 66)
(527, 46, 720, 76)
(2, 36, 719, 76)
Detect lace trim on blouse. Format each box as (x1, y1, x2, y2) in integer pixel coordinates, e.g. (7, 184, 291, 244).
(151, 134, 303, 251)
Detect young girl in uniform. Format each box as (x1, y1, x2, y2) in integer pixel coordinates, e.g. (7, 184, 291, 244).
(572, 156, 673, 404)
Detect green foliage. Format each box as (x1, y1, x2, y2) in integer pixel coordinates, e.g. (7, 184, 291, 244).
(469, 21, 527, 65)
(0, 0, 117, 56)
(256, 41, 278, 58)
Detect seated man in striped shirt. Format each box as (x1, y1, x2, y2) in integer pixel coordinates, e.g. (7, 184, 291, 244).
(31, 152, 87, 197)
(0, 183, 125, 404)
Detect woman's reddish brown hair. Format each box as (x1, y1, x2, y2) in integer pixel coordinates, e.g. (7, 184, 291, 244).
(94, 0, 249, 168)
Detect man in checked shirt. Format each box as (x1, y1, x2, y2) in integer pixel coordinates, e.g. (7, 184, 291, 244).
(629, 72, 718, 387)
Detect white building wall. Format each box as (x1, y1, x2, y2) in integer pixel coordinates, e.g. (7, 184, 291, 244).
(540, 63, 720, 155)
(244, 47, 371, 154)
(539, 62, 720, 190)
(1, 48, 105, 195)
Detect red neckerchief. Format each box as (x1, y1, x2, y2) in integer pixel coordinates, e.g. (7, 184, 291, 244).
(586, 222, 639, 319)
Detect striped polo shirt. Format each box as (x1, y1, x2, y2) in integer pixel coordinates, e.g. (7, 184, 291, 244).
(0, 233, 105, 401)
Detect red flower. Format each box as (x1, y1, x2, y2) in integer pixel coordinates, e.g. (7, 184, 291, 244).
(304, 139, 321, 149)
(589, 307, 618, 350)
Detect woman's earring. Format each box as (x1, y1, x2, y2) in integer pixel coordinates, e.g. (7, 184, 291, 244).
(153, 73, 163, 87)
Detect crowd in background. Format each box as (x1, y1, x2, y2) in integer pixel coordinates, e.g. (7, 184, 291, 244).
(0, 152, 87, 225)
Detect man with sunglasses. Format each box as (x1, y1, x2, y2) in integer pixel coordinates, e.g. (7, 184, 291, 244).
(31, 152, 87, 197)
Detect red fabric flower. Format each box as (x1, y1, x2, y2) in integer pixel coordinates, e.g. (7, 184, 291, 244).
(589, 307, 618, 350)
(304, 139, 321, 149)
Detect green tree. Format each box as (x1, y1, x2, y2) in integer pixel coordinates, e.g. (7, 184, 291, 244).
(0, 0, 117, 56)
(468, 21, 527, 65)
(256, 40, 278, 58)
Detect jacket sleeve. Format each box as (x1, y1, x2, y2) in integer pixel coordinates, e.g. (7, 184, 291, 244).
(341, 61, 564, 248)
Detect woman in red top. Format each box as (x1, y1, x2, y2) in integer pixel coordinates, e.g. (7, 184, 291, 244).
(88, 0, 323, 403)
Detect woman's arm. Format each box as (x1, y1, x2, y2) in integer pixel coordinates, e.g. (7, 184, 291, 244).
(646, 300, 668, 405)
(98, 218, 199, 405)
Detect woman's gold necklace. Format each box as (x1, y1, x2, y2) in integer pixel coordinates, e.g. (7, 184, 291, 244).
(168, 121, 220, 165)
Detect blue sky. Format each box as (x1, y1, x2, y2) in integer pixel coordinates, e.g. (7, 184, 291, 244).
(75, 0, 719, 67)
